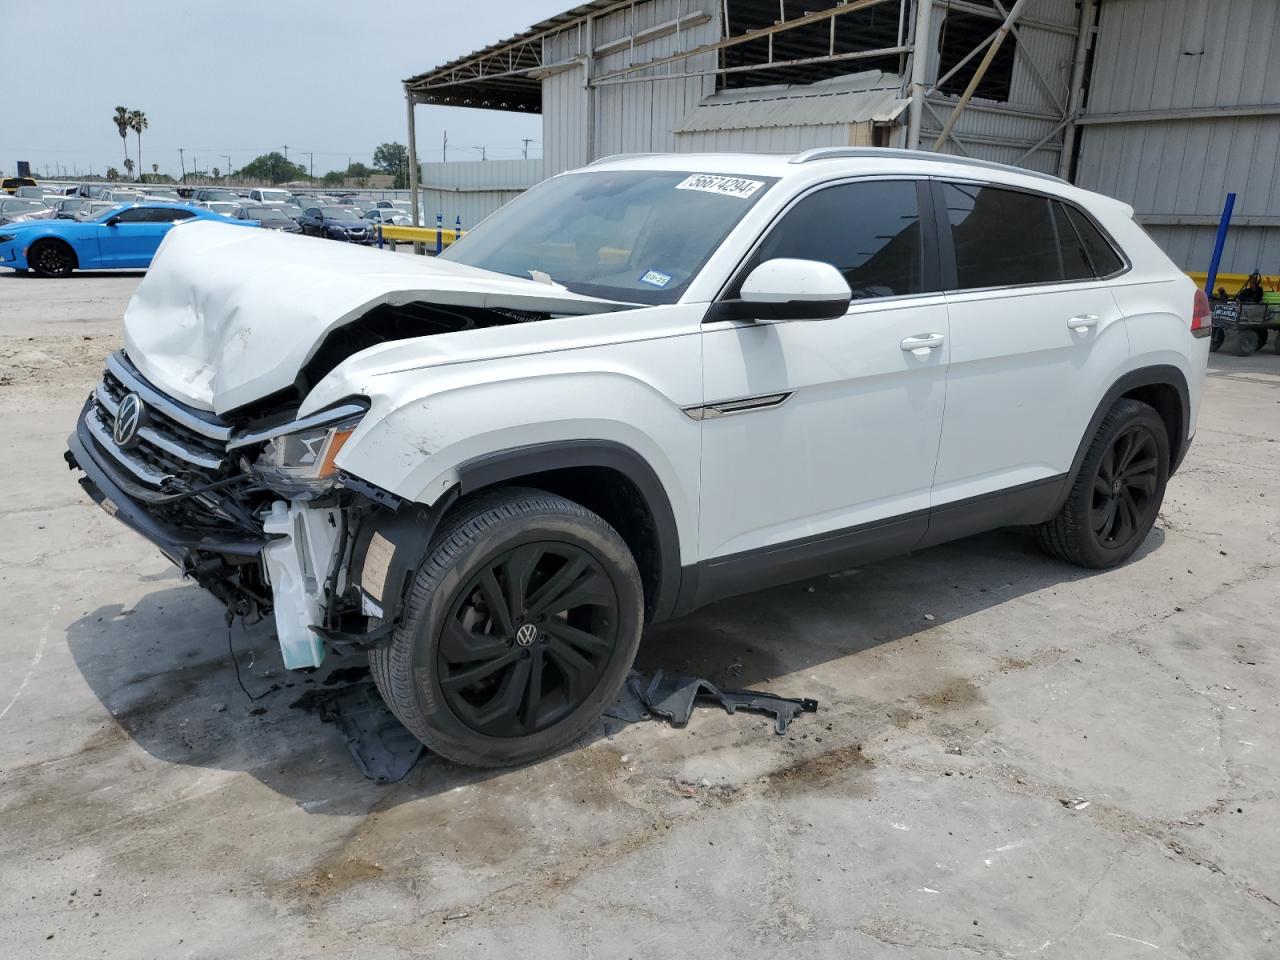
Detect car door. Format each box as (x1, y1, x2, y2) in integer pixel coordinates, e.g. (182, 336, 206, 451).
(302, 207, 322, 235)
(696, 178, 950, 597)
(97, 207, 191, 267)
(925, 180, 1130, 540)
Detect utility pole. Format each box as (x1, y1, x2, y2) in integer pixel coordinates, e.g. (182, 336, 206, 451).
(522, 138, 533, 159)
(473, 146, 486, 161)
(304, 152, 314, 180)
(224, 155, 232, 180)
(179, 148, 186, 181)
(283, 144, 289, 162)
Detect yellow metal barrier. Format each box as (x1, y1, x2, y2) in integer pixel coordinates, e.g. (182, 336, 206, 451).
(377, 225, 465, 250)
(1187, 271, 1280, 294)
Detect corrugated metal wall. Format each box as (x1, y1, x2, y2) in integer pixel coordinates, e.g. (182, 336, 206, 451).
(675, 123, 869, 152)
(541, 0, 719, 176)
(920, 0, 1078, 175)
(1075, 0, 1280, 274)
(419, 158, 544, 227)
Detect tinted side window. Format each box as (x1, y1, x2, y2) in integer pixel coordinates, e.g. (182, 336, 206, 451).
(113, 208, 150, 223)
(942, 183, 1061, 289)
(1051, 202, 1093, 281)
(1064, 204, 1124, 277)
(745, 180, 926, 300)
(305, 208, 321, 218)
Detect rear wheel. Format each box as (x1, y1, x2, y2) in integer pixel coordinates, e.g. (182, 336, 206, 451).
(1233, 328, 1260, 356)
(369, 488, 644, 768)
(29, 239, 74, 278)
(1036, 398, 1169, 569)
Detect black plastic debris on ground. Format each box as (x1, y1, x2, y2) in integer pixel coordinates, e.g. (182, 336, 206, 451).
(291, 677, 424, 784)
(607, 670, 817, 734)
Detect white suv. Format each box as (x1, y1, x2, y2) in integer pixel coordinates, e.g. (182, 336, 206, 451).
(68, 148, 1211, 767)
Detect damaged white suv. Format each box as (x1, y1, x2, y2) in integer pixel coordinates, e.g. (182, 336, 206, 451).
(68, 149, 1211, 767)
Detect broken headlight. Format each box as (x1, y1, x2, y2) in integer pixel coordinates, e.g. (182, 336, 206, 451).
(229, 402, 367, 497)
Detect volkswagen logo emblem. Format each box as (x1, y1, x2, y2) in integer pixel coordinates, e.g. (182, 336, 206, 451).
(515, 623, 540, 647)
(113, 393, 146, 447)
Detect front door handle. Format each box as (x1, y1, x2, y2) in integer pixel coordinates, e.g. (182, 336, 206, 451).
(1066, 314, 1100, 333)
(901, 333, 946, 356)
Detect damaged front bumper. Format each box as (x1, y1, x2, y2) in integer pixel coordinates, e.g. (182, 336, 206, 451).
(66, 354, 440, 671)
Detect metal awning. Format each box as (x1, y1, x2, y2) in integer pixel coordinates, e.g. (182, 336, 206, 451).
(403, 0, 625, 112)
(674, 71, 909, 133)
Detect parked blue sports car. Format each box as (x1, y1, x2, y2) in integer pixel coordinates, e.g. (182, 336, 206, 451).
(0, 202, 257, 277)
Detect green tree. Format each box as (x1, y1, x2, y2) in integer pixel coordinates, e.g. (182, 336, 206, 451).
(373, 142, 408, 188)
(128, 110, 148, 179)
(321, 170, 345, 185)
(124, 157, 135, 179)
(106, 166, 120, 181)
(238, 151, 307, 184)
(347, 161, 372, 178)
(112, 106, 130, 171)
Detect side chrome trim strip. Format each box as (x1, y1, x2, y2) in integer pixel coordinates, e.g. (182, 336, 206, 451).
(683, 391, 792, 421)
(106, 352, 233, 442)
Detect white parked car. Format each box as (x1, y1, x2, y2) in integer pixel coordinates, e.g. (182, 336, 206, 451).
(69, 149, 1209, 767)
(247, 188, 292, 206)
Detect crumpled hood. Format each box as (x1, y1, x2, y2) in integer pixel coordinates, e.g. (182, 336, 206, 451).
(121, 220, 618, 413)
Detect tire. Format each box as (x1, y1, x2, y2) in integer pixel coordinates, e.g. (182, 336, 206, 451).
(28, 239, 74, 278)
(1256, 329, 1269, 350)
(1233, 328, 1260, 356)
(1272, 332, 1280, 355)
(1209, 328, 1224, 353)
(369, 487, 644, 768)
(1036, 398, 1169, 569)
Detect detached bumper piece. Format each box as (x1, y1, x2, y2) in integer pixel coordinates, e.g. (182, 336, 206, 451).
(607, 670, 818, 735)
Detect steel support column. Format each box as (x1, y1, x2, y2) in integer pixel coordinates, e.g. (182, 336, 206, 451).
(1059, 0, 1096, 179)
(906, 0, 933, 149)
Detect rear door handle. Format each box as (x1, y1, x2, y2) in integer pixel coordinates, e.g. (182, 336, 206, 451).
(900, 333, 946, 356)
(1066, 314, 1100, 333)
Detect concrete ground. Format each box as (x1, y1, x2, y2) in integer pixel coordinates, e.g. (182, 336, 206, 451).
(1, 268, 1277, 960)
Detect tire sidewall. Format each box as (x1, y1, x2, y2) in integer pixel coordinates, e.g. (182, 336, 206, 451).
(394, 504, 643, 766)
(1074, 402, 1169, 567)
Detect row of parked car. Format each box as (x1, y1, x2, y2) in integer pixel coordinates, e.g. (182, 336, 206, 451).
(0, 181, 418, 243)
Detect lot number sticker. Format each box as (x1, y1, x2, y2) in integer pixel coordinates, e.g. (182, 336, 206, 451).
(675, 174, 764, 199)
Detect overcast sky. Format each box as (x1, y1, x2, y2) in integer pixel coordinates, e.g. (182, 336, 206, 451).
(1, 0, 570, 179)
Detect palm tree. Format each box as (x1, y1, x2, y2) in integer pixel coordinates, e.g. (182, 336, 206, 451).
(128, 110, 148, 181)
(113, 106, 130, 171)
(151, 163, 159, 177)
(124, 158, 135, 180)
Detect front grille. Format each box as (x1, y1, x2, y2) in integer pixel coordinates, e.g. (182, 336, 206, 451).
(87, 352, 232, 493)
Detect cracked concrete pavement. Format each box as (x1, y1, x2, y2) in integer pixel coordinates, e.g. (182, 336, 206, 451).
(1, 270, 1278, 959)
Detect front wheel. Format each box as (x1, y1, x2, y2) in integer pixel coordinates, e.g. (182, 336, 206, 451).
(29, 239, 74, 278)
(369, 487, 644, 768)
(1036, 398, 1169, 569)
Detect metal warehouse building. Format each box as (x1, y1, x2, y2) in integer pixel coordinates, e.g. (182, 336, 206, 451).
(405, 0, 1280, 276)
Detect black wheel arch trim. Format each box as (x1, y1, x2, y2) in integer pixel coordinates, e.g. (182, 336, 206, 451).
(1063, 366, 1190, 505)
(455, 439, 683, 622)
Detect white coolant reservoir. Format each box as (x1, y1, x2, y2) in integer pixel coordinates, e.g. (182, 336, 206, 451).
(261, 500, 340, 669)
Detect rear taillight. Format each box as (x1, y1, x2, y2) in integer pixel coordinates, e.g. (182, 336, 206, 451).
(1191, 288, 1212, 338)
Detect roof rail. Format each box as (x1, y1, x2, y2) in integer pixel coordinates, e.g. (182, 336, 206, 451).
(788, 147, 1067, 185)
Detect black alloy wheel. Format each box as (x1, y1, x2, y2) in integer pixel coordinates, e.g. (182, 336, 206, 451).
(30, 240, 73, 277)
(1036, 398, 1169, 569)
(438, 542, 619, 738)
(1089, 423, 1160, 550)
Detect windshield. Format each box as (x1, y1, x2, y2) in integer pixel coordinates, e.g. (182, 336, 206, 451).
(321, 207, 362, 220)
(4, 199, 44, 212)
(259, 190, 289, 202)
(440, 170, 777, 304)
(247, 207, 288, 221)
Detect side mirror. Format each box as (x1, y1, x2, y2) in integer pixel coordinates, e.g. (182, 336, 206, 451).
(716, 258, 852, 322)
(104, 216, 120, 227)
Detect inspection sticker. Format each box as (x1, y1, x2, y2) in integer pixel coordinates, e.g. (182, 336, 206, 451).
(675, 174, 764, 199)
(639, 269, 673, 288)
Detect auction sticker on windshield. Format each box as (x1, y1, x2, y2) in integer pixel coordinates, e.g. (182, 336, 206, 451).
(675, 174, 764, 199)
